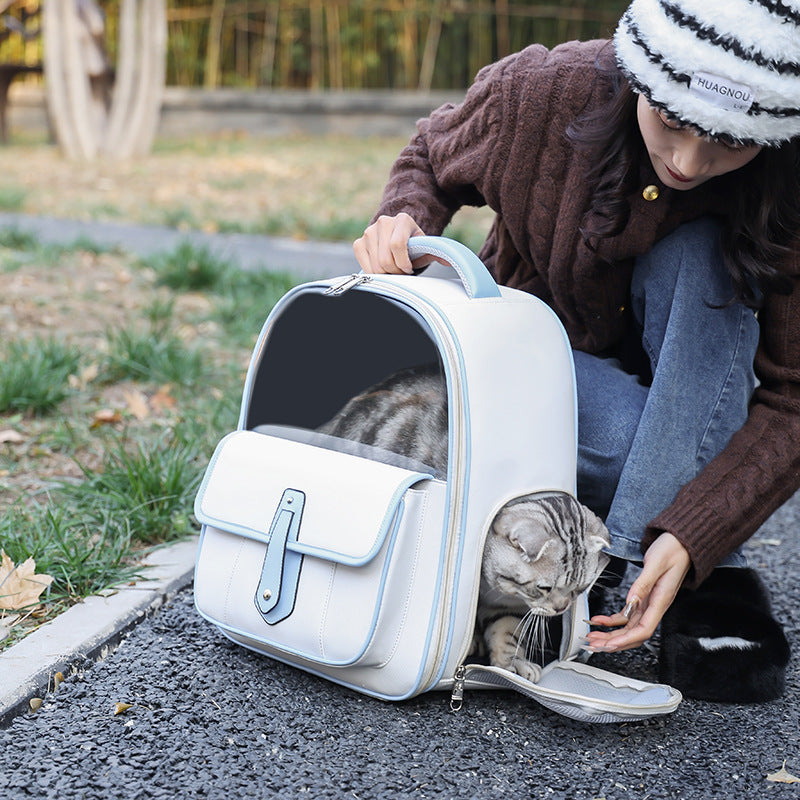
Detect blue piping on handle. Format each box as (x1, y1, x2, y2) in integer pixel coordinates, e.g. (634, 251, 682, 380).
(407, 236, 501, 299)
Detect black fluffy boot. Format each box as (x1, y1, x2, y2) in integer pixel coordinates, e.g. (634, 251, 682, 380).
(659, 568, 790, 703)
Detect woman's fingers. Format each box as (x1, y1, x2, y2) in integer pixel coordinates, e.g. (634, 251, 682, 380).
(353, 213, 425, 274)
(586, 533, 691, 653)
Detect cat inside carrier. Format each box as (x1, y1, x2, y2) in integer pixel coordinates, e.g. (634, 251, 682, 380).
(193, 236, 682, 723)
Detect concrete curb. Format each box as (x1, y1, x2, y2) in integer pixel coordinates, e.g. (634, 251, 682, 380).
(0, 537, 198, 728)
(0, 215, 357, 730)
(8, 84, 463, 139)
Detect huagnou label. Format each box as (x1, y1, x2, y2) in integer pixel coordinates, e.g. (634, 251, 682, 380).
(690, 71, 754, 113)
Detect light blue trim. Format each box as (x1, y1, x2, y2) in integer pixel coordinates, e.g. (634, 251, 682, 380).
(198, 500, 407, 668)
(216, 271, 478, 697)
(194, 466, 431, 566)
(255, 488, 305, 624)
(401, 288, 472, 691)
(353, 278, 473, 694)
(215, 629, 426, 702)
(236, 282, 317, 431)
(408, 235, 501, 299)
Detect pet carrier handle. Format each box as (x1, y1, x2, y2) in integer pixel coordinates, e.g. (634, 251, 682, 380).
(407, 236, 502, 299)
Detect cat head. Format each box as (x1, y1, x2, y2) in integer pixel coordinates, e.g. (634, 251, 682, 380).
(482, 494, 610, 616)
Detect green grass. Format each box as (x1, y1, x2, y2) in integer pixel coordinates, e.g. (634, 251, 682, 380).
(151, 239, 232, 291)
(0, 185, 26, 211)
(0, 227, 39, 251)
(101, 324, 207, 386)
(65, 433, 202, 547)
(251, 209, 371, 243)
(0, 501, 142, 641)
(0, 233, 297, 648)
(0, 338, 81, 414)
(149, 239, 297, 345)
(160, 206, 199, 230)
(211, 266, 297, 346)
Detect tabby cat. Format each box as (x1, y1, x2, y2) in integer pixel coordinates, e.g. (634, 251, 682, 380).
(318, 364, 610, 682)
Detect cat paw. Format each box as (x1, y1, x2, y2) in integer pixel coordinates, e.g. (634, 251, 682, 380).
(508, 656, 542, 684)
(490, 637, 521, 671)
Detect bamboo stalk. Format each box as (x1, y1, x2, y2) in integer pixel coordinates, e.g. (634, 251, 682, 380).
(260, 2, 280, 87)
(236, 0, 250, 82)
(204, 0, 225, 89)
(402, 0, 418, 90)
(326, 3, 342, 90)
(418, 0, 444, 91)
(495, 0, 510, 58)
(309, 0, 323, 89)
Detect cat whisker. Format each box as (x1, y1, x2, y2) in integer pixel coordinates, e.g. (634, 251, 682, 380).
(513, 609, 554, 666)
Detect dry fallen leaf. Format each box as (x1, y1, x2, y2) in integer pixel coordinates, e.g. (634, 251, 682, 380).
(69, 362, 100, 390)
(123, 387, 150, 420)
(91, 408, 123, 428)
(0, 429, 24, 444)
(29, 698, 42, 712)
(114, 702, 133, 716)
(767, 761, 800, 784)
(150, 384, 177, 413)
(0, 551, 54, 611)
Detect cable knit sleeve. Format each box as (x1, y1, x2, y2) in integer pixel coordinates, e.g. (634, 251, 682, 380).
(645, 267, 800, 585)
(373, 45, 554, 234)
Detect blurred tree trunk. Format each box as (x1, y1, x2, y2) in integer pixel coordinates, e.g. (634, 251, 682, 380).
(43, 0, 166, 160)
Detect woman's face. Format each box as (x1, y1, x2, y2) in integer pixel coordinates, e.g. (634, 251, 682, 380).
(636, 94, 762, 191)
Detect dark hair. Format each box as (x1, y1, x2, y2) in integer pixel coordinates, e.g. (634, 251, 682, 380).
(567, 68, 798, 304)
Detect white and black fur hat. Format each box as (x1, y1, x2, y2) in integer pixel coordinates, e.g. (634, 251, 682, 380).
(614, 0, 800, 146)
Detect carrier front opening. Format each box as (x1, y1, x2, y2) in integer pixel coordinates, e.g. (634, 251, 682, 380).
(242, 287, 445, 435)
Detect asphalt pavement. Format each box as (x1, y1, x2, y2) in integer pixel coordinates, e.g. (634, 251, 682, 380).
(0, 215, 799, 799)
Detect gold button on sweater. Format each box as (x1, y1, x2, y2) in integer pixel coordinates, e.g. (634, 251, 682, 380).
(373, 38, 800, 585)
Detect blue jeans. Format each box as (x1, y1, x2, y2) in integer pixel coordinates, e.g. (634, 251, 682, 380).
(575, 219, 757, 568)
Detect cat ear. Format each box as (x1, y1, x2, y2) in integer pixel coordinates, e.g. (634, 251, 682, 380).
(493, 507, 554, 562)
(581, 505, 611, 550)
(510, 527, 553, 563)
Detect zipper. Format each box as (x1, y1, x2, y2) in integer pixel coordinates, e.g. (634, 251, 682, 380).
(450, 664, 466, 711)
(449, 663, 543, 712)
(324, 273, 372, 296)
(381, 282, 469, 690)
(338, 276, 471, 690)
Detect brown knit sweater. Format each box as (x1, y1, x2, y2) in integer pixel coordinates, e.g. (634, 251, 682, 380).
(374, 39, 800, 585)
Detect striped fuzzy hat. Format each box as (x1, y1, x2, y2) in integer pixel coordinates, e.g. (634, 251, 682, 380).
(614, 0, 800, 146)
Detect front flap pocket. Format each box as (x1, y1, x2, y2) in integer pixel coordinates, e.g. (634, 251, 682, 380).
(194, 430, 439, 665)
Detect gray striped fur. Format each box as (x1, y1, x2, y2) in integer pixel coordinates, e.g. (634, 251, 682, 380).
(318, 365, 610, 682)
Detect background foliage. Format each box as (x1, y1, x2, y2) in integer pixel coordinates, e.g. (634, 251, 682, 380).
(1, 1, 627, 91)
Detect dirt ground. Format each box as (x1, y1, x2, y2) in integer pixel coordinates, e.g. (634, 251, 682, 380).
(0, 245, 230, 504)
(0, 133, 492, 511)
(0, 134, 408, 235)
(0, 134, 402, 501)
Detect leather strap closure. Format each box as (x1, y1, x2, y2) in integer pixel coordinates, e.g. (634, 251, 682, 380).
(254, 488, 305, 624)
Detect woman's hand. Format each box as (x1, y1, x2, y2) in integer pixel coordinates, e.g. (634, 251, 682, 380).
(585, 532, 691, 653)
(353, 213, 426, 274)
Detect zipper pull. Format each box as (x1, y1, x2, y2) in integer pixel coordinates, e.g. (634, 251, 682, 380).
(324, 273, 371, 296)
(450, 664, 466, 712)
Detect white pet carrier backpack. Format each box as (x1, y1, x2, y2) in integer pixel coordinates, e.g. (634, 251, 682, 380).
(193, 236, 681, 723)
